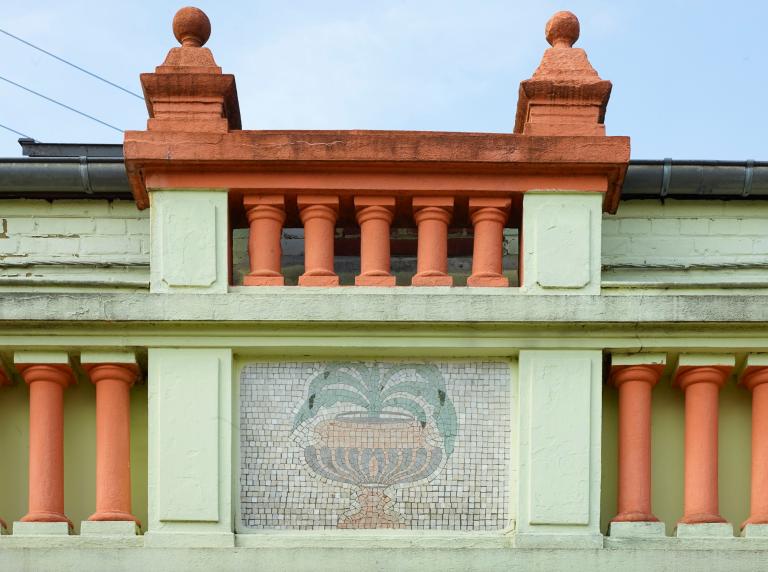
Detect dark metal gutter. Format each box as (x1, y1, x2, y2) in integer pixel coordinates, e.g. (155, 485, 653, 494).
(0, 140, 766, 202)
(623, 159, 768, 200)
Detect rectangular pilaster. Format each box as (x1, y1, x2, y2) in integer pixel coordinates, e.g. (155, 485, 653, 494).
(145, 348, 233, 547)
(521, 192, 603, 295)
(149, 189, 229, 293)
(516, 350, 602, 546)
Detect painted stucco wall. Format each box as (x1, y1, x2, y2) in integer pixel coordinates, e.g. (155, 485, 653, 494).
(0, 199, 149, 290)
(603, 200, 768, 288)
(0, 366, 148, 533)
(5, 197, 768, 291)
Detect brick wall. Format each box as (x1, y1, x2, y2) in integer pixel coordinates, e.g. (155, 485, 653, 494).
(0, 199, 149, 290)
(602, 200, 768, 288)
(3, 197, 767, 290)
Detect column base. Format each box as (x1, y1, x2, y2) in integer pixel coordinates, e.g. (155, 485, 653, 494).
(412, 273, 452, 287)
(89, 510, 140, 526)
(676, 522, 733, 538)
(678, 512, 727, 524)
(467, 274, 509, 287)
(0, 518, 7, 534)
(355, 274, 396, 287)
(243, 274, 284, 286)
(20, 512, 72, 529)
(742, 523, 768, 538)
(609, 521, 666, 538)
(298, 274, 339, 287)
(81, 520, 139, 536)
(13, 521, 70, 536)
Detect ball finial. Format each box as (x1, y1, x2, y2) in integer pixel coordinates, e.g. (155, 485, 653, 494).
(172, 6, 211, 48)
(545, 11, 580, 48)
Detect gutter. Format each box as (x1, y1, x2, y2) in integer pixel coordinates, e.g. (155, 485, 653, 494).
(0, 141, 766, 202)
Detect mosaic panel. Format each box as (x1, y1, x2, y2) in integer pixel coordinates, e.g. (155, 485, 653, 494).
(239, 361, 511, 530)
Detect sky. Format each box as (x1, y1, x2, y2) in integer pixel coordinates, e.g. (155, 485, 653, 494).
(0, 0, 765, 159)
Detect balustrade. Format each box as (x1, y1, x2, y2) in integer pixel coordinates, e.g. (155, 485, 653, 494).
(606, 353, 768, 537)
(239, 194, 515, 288)
(0, 352, 141, 535)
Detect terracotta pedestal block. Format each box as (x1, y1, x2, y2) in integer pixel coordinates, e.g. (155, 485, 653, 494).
(17, 364, 74, 528)
(298, 196, 339, 287)
(467, 198, 510, 287)
(355, 196, 396, 286)
(742, 365, 768, 527)
(610, 364, 663, 523)
(412, 197, 453, 287)
(85, 363, 140, 524)
(675, 364, 732, 524)
(243, 195, 286, 286)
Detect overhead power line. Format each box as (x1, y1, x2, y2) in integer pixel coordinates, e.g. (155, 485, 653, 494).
(0, 27, 144, 100)
(0, 122, 34, 139)
(0, 74, 123, 133)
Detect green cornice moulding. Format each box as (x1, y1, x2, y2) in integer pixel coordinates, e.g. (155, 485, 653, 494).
(2, 292, 768, 323)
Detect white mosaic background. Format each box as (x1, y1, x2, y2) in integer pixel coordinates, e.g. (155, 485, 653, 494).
(239, 361, 511, 531)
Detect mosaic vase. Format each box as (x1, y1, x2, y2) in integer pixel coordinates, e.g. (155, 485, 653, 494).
(304, 411, 443, 528)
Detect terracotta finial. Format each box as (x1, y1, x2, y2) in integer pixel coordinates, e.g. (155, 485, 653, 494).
(545, 11, 580, 48)
(172, 6, 211, 48)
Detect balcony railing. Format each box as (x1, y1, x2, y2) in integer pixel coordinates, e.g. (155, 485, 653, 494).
(238, 193, 519, 288)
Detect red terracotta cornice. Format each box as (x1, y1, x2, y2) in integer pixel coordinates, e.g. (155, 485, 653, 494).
(124, 8, 629, 213)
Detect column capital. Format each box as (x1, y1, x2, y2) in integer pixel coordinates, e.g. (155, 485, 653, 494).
(675, 354, 735, 391)
(413, 196, 453, 212)
(16, 364, 74, 388)
(84, 363, 140, 387)
(610, 364, 665, 388)
(0, 364, 10, 386)
(740, 354, 768, 391)
(468, 197, 511, 215)
(243, 194, 286, 224)
(297, 195, 340, 210)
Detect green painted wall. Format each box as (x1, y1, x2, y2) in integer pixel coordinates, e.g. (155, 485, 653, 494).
(0, 371, 147, 533)
(601, 367, 752, 535)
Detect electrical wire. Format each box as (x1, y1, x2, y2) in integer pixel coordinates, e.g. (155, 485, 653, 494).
(0, 122, 34, 139)
(0, 74, 123, 133)
(0, 27, 144, 100)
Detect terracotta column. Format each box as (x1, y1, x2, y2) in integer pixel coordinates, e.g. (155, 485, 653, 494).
(467, 198, 511, 287)
(84, 363, 139, 524)
(298, 195, 339, 286)
(17, 364, 74, 527)
(675, 363, 732, 524)
(742, 364, 768, 527)
(355, 196, 396, 286)
(610, 364, 663, 522)
(412, 197, 453, 286)
(243, 194, 286, 286)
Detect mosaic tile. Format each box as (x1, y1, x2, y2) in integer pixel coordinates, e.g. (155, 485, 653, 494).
(239, 361, 510, 530)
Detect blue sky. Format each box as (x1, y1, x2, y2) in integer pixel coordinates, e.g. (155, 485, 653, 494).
(1, 0, 765, 159)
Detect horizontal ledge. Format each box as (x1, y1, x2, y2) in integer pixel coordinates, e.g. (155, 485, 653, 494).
(1, 290, 768, 324)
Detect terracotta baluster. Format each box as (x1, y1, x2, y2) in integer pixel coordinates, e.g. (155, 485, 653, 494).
(17, 364, 74, 527)
(467, 198, 511, 287)
(243, 195, 286, 286)
(675, 363, 732, 524)
(412, 197, 453, 286)
(610, 364, 664, 522)
(355, 196, 396, 286)
(85, 363, 140, 524)
(742, 364, 768, 528)
(298, 195, 339, 286)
